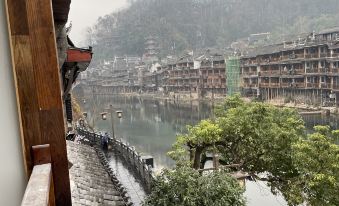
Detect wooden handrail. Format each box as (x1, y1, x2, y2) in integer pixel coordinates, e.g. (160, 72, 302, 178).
(21, 144, 55, 206)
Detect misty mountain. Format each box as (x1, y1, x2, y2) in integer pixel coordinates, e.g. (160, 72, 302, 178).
(86, 0, 339, 63)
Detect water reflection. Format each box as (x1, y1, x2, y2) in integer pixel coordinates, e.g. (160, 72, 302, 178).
(81, 95, 212, 169)
(80, 94, 338, 206)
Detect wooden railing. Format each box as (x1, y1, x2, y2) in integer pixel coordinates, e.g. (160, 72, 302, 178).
(261, 70, 280, 75)
(281, 69, 304, 75)
(242, 71, 257, 76)
(21, 145, 55, 206)
(331, 68, 339, 73)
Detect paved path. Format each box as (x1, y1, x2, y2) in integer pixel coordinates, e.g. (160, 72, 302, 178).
(107, 150, 146, 206)
(67, 141, 127, 206)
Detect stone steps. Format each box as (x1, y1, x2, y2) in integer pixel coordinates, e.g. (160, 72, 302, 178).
(67, 141, 132, 206)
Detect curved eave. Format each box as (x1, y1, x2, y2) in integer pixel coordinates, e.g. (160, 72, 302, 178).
(52, 0, 71, 23)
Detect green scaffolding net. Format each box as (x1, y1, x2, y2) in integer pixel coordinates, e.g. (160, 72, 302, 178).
(226, 56, 240, 96)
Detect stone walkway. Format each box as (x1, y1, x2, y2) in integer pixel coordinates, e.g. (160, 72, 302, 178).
(67, 141, 129, 206)
(107, 150, 146, 206)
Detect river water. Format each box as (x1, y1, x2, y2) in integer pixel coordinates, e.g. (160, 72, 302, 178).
(81, 94, 339, 206)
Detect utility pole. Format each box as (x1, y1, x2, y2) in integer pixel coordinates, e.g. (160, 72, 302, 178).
(109, 104, 115, 139)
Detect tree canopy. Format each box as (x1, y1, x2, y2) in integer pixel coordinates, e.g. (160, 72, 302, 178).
(143, 166, 246, 206)
(165, 95, 339, 205)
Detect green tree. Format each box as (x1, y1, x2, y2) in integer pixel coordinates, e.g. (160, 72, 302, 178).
(168, 119, 222, 169)
(168, 95, 339, 205)
(288, 126, 339, 206)
(143, 166, 245, 206)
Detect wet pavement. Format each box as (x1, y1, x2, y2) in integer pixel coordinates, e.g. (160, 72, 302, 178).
(107, 149, 146, 206)
(67, 141, 127, 206)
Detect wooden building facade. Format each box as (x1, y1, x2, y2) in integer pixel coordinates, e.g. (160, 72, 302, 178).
(241, 29, 339, 106)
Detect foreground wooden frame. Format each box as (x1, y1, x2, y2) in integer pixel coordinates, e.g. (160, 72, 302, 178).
(5, 0, 71, 205)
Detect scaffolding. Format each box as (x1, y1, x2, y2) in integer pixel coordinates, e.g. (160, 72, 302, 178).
(226, 56, 240, 96)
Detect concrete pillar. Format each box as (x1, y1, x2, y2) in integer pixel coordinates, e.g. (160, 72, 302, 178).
(0, 1, 26, 205)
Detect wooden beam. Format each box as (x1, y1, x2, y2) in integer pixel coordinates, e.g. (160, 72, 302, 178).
(5, 0, 71, 205)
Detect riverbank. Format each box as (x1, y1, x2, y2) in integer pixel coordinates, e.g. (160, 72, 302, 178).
(103, 92, 225, 106)
(264, 98, 339, 115)
(91, 91, 339, 115)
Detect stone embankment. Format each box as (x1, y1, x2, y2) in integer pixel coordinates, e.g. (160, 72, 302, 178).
(67, 141, 133, 206)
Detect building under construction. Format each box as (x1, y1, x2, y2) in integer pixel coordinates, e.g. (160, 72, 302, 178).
(241, 28, 339, 106)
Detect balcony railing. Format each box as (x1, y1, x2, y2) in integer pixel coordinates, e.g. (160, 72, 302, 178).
(305, 53, 319, 59)
(280, 82, 305, 88)
(306, 83, 319, 88)
(281, 69, 304, 75)
(333, 84, 339, 90)
(330, 53, 339, 58)
(261, 70, 280, 76)
(306, 68, 330, 74)
(295, 82, 306, 88)
(320, 83, 331, 89)
(331, 68, 339, 74)
(242, 71, 258, 76)
(259, 83, 270, 87)
(21, 144, 54, 206)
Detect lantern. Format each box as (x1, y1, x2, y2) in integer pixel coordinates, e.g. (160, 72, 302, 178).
(116, 111, 123, 118)
(101, 112, 108, 120)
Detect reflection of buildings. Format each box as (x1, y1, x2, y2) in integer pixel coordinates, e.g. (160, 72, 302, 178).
(81, 95, 213, 169)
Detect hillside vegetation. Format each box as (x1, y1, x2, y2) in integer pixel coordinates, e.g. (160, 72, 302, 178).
(86, 0, 339, 63)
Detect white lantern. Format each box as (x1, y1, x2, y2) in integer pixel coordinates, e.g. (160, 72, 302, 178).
(116, 111, 123, 118)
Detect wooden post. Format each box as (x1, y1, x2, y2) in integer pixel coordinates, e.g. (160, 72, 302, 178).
(5, 0, 71, 205)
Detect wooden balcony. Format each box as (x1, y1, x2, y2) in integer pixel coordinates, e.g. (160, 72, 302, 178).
(281, 82, 305, 88)
(305, 68, 330, 74)
(330, 68, 339, 74)
(242, 71, 258, 76)
(281, 69, 304, 75)
(259, 83, 270, 87)
(320, 83, 331, 89)
(319, 53, 330, 58)
(281, 53, 304, 60)
(306, 83, 319, 88)
(243, 83, 258, 88)
(305, 53, 319, 59)
(270, 83, 280, 88)
(330, 53, 339, 58)
(281, 83, 289, 88)
(295, 83, 306, 88)
(260, 70, 280, 76)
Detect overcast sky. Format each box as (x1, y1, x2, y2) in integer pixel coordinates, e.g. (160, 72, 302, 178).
(68, 0, 129, 46)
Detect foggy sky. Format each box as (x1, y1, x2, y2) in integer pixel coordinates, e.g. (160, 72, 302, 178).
(68, 0, 129, 46)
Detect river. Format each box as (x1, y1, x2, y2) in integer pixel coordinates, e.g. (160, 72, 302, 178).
(80, 94, 339, 206)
